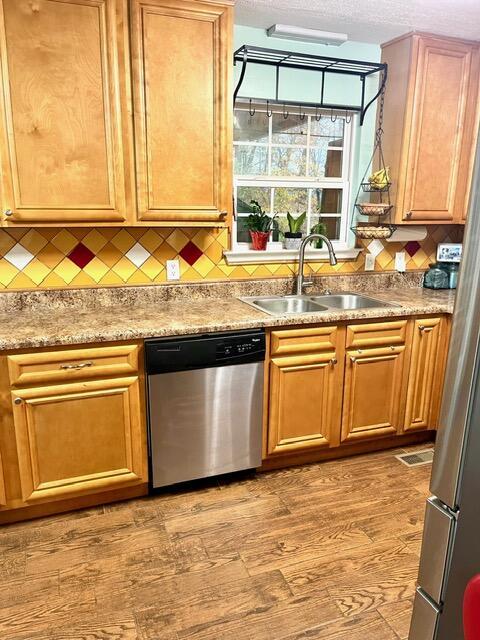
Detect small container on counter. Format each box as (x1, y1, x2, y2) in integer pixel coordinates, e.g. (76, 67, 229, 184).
(424, 263, 450, 289)
(445, 262, 459, 289)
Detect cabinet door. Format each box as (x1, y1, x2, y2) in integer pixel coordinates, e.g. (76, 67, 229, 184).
(131, 0, 233, 224)
(0, 0, 133, 224)
(402, 38, 480, 223)
(405, 317, 446, 432)
(11, 377, 146, 503)
(0, 448, 6, 506)
(342, 345, 407, 443)
(267, 326, 344, 456)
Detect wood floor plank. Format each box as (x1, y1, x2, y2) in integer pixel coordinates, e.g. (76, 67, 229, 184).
(378, 598, 414, 639)
(0, 444, 431, 639)
(281, 610, 398, 639)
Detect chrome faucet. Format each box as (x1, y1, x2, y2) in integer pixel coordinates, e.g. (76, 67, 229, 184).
(295, 233, 337, 295)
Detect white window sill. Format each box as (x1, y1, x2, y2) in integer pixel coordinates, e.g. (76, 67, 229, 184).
(223, 246, 362, 265)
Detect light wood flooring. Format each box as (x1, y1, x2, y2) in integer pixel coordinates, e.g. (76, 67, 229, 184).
(0, 445, 432, 640)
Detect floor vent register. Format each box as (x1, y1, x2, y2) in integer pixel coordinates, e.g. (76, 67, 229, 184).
(395, 448, 435, 467)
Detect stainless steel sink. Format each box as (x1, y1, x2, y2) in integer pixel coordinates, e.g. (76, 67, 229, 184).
(240, 292, 398, 316)
(242, 296, 329, 316)
(309, 293, 397, 310)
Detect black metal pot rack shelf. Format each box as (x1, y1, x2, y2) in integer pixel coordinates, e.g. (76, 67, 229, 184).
(234, 45, 387, 126)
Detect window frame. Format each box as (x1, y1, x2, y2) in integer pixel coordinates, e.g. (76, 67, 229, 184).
(231, 103, 356, 255)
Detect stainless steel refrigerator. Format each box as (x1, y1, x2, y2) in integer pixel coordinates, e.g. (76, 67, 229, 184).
(409, 139, 480, 639)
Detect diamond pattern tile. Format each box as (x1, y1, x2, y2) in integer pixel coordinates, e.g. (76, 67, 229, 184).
(4, 243, 34, 270)
(125, 242, 150, 268)
(0, 224, 463, 290)
(179, 241, 203, 266)
(68, 243, 95, 269)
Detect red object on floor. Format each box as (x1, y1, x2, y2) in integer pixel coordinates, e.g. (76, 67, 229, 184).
(464, 574, 480, 639)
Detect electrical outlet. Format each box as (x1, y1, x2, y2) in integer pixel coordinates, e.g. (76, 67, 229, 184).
(365, 254, 375, 271)
(166, 259, 180, 281)
(395, 252, 406, 272)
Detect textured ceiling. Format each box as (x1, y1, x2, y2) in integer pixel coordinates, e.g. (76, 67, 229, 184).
(235, 0, 480, 44)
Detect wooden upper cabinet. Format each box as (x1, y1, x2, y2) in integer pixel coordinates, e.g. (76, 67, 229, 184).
(0, 0, 134, 225)
(381, 33, 480, 224)
(130, 0, 233, 225)
(404, 317, 449, 432)
(342, 321, 409, 443)
(266, 326, 345, 456)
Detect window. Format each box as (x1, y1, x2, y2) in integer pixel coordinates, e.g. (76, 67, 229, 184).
(232, 104, 355, 256)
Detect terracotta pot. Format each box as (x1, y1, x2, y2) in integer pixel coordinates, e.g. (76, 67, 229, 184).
(249, 230, 270, 250)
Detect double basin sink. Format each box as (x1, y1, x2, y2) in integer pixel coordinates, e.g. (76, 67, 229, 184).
(240, 292, 398, 316)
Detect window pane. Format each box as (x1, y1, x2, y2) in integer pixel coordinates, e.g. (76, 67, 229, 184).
(236, 186, 271, 214)
(273, 187, 308, 215)
(309, 214, 341, 240)
(236, 216, 253, 243)
(309, 147, 343, 178)
(310, 188, 343, 214)
(272, 113, 308, 145)
(310, 117, 345, 146)
(271, 147, 307, 176)
(234, 110, 269, 143)
(234, 146, 268, 176)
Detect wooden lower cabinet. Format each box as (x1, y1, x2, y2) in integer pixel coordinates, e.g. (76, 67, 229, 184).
(266, 326, 345, 455)
(0, 341, 147, 516)
(404, 317, 448, 431)
(342, 344, 408, 443)
(264, 315, 449, 462)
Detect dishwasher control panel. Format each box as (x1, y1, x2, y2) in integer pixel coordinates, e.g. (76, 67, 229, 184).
(146, 329, 265, 374)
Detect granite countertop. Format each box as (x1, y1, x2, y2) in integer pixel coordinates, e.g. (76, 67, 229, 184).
(0, 284, 455, 351)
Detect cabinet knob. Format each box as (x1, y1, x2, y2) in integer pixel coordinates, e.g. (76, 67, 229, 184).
(330, 357, 337, 366)
(390, 345, 395, 350)
(350, 356, 357, 363)
(419, 325, 426, 332)
(219, 211, 228, 219)
(4, 209, 13, 217)
(13, 397, 22, 405)
(405, 211, 412, 219)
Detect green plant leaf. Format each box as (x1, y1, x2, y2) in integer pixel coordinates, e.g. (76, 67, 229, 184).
(288, 211, 306, 233)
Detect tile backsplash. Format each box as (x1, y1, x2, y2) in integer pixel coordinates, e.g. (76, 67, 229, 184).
(0, 225, 463, 290)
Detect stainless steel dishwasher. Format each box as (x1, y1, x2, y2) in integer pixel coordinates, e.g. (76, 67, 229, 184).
(146, 330, 265, 489)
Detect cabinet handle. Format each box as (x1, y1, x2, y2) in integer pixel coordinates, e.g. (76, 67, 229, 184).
(59, 361, 93, 370)
(4, 209, 13, 217)
(330, 357, 337, 366)
(390, 345, 395, 350)
(13, 397, 22, 405)
(405, 211, 412, 219)
(219, 211, 228, 219)
(419, 325, 426, 332)
(350, 356, 357, 363)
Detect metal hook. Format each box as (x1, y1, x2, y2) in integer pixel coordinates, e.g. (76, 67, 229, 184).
(314, 107, 322, 122)
(248, 99, 255, 117)
(345, 110, 352, 124)
(330, 109, 337, 122)
(299, 105, 306, 122)
(266, 100, 273, 118)
(283, 103, 289, 119)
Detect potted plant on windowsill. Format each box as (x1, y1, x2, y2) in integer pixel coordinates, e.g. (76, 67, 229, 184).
(244, 200, 275, 251)
(283, 212, 306, 250)
(310, 221, 328, 248)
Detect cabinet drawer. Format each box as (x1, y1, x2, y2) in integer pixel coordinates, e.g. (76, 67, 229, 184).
(270, 326, 340, 356)
(346, 320, 407, 349)
(8, 344, 140, 387)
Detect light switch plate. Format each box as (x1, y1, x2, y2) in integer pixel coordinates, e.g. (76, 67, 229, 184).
(395, 252, 406, 272)
(365, 254, 375, 271)
(166, 259, 180, 281)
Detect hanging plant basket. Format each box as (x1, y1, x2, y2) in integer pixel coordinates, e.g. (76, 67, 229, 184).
(351, 223, 395, 240)
(350, 80, 396, 237)
(360, 181, 391, 193)
(355, 203, 393, 217)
